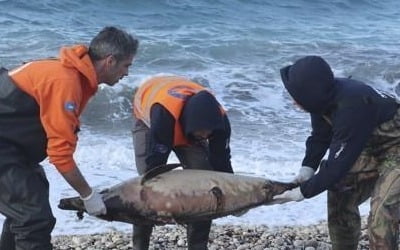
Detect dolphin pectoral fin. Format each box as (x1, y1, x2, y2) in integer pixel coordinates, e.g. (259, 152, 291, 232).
(210, 186, 225, 212)
(141, 163, 183, 185)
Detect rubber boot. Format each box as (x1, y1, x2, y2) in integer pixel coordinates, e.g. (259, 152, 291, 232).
(187, 220, 212, 250)
(331, 242, 358, 250)
(132, 224, 153, 250)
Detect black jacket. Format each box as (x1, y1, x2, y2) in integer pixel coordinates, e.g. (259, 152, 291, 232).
(281, 56, 398, 198)
(146, 91, 233, 173)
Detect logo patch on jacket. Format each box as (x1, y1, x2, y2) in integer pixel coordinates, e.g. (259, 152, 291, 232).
(64, 101, 77, 112)
(334, 142, 346, 159)
(153, 143, 169, 154)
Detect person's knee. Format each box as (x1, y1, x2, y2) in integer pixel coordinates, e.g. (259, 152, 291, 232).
(38, 216, 56, 234)
(14, 215, 56, 235)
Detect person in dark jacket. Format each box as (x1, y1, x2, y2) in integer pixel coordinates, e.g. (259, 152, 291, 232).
(273, 56, 400, 250)
(0, 27, 138, 250)
(132, 75, 233, 250)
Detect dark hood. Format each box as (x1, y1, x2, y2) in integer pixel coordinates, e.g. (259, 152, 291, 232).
(280, 56, 335, 114)
(180, 91, 224, 137)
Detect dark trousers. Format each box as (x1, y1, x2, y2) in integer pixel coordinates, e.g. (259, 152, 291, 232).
(132, 221, 212, 250)
(132, 120, 213, 250)
(0, 144, 56, 250)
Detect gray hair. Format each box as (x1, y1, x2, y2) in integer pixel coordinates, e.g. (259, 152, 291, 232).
(89, 26, 139, 62)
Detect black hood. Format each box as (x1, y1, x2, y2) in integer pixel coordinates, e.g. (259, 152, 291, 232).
(180, 91, 224, 137)
(280, 56, 335, 114)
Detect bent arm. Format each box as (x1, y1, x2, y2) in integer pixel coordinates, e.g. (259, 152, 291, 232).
(302, 114, 332, 169)
(209, 115, 233, 173)
(300, 105, 377, 198)
(145, 104, 174, 168)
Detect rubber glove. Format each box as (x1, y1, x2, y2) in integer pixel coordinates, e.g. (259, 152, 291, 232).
(271, 187, 304, 204)
(81, 189, 107, 216)
(293, 166, 315, 183)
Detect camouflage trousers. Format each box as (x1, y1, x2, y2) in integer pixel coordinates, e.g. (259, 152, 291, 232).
(328, 108, 400, 250)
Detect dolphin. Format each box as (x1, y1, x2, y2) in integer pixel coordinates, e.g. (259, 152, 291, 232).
(58, 164, 298, 225)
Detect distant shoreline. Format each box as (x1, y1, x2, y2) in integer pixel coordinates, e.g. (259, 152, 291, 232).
(52, 219, 373, 250)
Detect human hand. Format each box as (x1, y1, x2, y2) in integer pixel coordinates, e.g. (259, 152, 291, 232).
(293, 166, 315, 183)
(270, 187, 304, 204)
(81, 189, 107, 216)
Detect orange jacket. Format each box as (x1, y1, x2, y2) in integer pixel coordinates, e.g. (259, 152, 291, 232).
(9, 45, 98, 173)
(134, 75, 205, 146)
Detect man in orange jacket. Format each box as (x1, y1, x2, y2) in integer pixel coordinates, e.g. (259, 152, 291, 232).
(132, 75, 234, 250)
(0, 26, 138, 249)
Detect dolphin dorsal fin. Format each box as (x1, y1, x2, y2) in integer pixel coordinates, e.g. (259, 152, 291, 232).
(141, 163, 183, 185)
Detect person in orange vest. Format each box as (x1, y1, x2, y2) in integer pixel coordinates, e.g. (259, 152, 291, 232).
(132, 75, 234, 250)
(0, 27, 138, 249)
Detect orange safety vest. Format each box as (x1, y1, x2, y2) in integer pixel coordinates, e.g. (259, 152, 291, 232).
(134, 75, 207, 146)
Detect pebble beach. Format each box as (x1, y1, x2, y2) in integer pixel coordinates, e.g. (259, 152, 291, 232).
(52, 218, 373, 250)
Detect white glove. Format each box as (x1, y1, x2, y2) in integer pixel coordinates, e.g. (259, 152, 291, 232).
(293, 166, 315, 183)
(81, 189, 107, 216)
(271, 187, 304, 204)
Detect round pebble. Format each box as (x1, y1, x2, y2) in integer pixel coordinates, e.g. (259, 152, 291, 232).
(51, 217, 387, 249)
